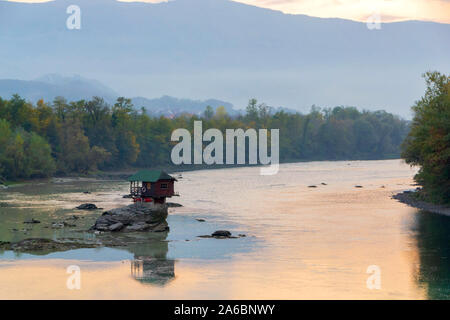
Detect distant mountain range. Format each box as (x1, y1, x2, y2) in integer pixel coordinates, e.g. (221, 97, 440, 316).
(0, 0, 449, 118)
(0, 74, 118, 103)
(0, 74, 239, 116)
(131, 95, 237, 117)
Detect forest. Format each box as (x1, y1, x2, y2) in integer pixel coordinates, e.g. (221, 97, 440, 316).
(0, 94, 410, 181)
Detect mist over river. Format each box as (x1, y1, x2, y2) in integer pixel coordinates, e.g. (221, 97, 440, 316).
(0, 159, 449, 299)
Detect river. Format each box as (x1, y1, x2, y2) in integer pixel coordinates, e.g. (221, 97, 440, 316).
(0, 159, 449, 299)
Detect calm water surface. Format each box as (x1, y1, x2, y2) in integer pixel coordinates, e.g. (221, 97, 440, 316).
(0, 159, 449, 299)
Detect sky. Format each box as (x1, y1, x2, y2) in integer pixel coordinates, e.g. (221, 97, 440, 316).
(6, 0, 450, 24)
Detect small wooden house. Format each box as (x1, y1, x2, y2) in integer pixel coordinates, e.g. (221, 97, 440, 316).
(128, 170, 177, 203)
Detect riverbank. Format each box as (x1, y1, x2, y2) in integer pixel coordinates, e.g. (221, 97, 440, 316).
(393, 191, 450, 216)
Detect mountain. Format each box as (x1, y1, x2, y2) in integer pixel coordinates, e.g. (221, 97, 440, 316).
(0, 74, 118, 103)
(131, 96, 237, 117)
(0, 74, 237, 116)
(0, 0, 449, 118)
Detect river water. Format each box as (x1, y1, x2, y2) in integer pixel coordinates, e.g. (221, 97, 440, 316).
(0, 159, 449, 299)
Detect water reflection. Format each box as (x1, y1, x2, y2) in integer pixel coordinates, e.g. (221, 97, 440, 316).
(125, 233, 175, 286)
(131, 258, 175, 286)
(413, 211, 450, 299)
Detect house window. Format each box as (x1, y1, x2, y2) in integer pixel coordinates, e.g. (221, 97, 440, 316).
(160, 183, 168, 189)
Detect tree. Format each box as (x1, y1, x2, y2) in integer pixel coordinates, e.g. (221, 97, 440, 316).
(402, 71, 450, 204)
(245, 99, 259, 123)
(203, 105, 214, 120)
(112, 98, 140, 165)
(24, 132, 55, 177)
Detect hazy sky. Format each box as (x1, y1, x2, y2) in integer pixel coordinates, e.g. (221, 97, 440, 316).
(7, 0, 450, 24)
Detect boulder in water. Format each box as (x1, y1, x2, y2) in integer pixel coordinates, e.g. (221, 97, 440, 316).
(212, 230, 232, 237)
(198, 230, 239, 239)
(91, 202, 169, 233)
(167, 202, 183, 207)
(76, 203, 100, 210)
(23, 218, 40, 224)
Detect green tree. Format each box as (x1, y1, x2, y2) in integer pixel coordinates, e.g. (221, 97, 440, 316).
(203, 105, 214, 120)
(24, 132, 55, 177)
(402, 71, 450, 204)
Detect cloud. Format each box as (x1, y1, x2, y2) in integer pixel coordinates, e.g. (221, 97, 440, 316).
(5, 0, 450, 23)
(236, 0, 450, 23)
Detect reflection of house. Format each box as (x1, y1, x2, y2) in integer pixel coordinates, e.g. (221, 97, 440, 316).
(128, 170, 177, 204)
(126, 233, 175, 286)
(131, 257, 175, 286)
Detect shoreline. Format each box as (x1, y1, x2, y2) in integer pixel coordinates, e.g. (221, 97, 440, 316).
(392, 191, 450, 216)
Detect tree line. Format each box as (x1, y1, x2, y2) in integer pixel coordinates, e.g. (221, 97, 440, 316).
(0, 94, 410, 181)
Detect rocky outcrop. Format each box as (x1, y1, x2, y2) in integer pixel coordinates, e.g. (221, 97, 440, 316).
(393, 191, 450, 216)
(91, 202, 169, 232)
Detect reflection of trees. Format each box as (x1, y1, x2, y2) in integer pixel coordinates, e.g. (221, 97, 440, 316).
(125, 233, 175, 286)
(413, 211, 450, 299)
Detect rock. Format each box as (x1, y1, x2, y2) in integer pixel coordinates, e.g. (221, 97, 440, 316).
(212, 230, 232, 237)
(0, 238, 98, 253)
(152, 222, 170, 232)
(198, 230, 243, 239)
(63, 221, 76, 227)
(23, 218, 40, 224)
(321, 183, 327, 185)
(167, 202, 183, 207)
(51, 222, 64, 229)
(91, 203, 169, 233)
(308, 185, 317, 188)
(238, 234, 246, 237)
(198, 230, 238, 239)
(393, 191, 450, 216)
(0, 202, 9, 207)
(196, 218, 206, 222)
(0, 241, 11, 249)
(123, 194, 133, 199)
(355, 185, 363, 188)
(124, 222, 150, 232)
(83, 191, 91, 194)
(108, 222, 124, 232)
(76, 203, 100, 210)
